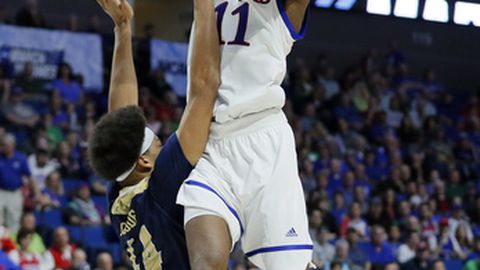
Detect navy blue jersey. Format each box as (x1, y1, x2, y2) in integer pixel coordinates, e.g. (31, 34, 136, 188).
(108, 134, 193, 270)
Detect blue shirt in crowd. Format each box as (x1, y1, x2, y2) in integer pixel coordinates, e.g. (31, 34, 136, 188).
(53, 79, 82, 104)
(0, 151, 31, 191)
(0, 250, 20, 270)
(366, 242, 396, 266)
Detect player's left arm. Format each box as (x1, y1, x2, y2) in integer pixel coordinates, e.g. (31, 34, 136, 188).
(285, 0, 309, 33)
(97, 0, 137, 112)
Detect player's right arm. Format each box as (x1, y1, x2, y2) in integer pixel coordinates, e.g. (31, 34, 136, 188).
(97, 0, 137, 112)
(176, 0, 220, 166)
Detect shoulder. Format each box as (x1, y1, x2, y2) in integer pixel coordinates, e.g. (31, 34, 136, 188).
(154, 134, 192, 171)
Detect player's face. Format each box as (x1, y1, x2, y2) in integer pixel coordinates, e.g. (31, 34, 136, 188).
(145, 135, 162, 166)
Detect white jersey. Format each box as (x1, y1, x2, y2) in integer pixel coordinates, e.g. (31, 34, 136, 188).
(188, 0, 307, 123)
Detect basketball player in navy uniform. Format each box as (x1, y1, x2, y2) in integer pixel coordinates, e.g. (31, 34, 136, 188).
(88, 0, 220, 269)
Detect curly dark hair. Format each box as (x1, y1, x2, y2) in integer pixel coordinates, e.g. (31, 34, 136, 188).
(88, 106, 146, 180)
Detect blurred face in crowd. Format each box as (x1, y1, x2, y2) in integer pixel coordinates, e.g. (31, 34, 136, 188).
(334, 192, 345, 208)
(433, 261, 446, 270)
(54, 227, 70, 248)
(408, 232, 420, 248)
(59, 64, 72, 80)
(343, 171, 355, 188)
(347, 229, 359, 244)
(97, 252, 113, 270)
(407, 216, 420, 232)
(19, 234, 33, 251)
(399, 201, 411, 217)
(389, 225, 401, 242)
(1, 135, 16, 155)
(331, 159, 342, 174)
(21, 213, 36, 231)
(350, 202, 361, 219)
(72, 249, 88, 268)
(450, 170, 461, 184)
(46, 171, 62, 191)
(309, 209, 322, 228)
(36, 150, 50, 167)
(372, 226, 385, 246)
(335, 242, 349, 261)
(456, 224, 468, 243)
(354, 186, 365, 202)
(78, 185, 91, 201)
(385, 263, 400, 270)
(420, 204, 431, 220)
(386, 189, 395, 205)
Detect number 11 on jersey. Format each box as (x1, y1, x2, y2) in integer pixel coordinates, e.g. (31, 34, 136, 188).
(215, 2, 251, 46)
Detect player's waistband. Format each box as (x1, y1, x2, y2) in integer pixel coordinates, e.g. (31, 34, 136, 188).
(209, 108, 287, 140)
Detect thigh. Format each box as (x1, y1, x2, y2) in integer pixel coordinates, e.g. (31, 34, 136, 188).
(242, 124, 313, 268)
(177, 142, 244, 250)
(185, 214, 231, 270)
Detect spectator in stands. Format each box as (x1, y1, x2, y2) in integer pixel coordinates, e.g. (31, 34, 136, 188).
(346, 228, 367, 268)
(3, 86, 40, 131)
(365, 197, 389, 229)
(318, 66, 340, 100)
(0, 133, 34, 231)
(366, 226, 395, 268)
(53, 63, 83, 105)
(47, 227, 76, 269)
(65, 184, 108, 226)
(448, 224, 473, 260)
(449, 203, 474, 243)
(397, 231, 420, 264)
(11, 212, 45, 254)
(325, 239, 363, 270)
(40, 171, 64, 209)
(400, 242, 432, 270)
(15, 62, 46, 99)
(388, 224, 402, 254)
(8, 229, 54, 269)
(15, 0, 46, 28)
(312, 227, 335, 268)
(70, 248, 90, 270)
(340, 201, 368, 238)
(57, 141, 81, 178)
(95, 252, 113, 270)
(28, 147, 59, 190)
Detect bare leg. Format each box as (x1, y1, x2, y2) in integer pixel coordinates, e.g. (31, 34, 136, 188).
(186, 215, 232, 270)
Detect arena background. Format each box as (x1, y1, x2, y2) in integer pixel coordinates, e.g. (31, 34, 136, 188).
(0, 0, 479, 269)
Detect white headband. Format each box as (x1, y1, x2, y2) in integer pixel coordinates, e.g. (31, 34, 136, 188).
(116, 128, 155, 182)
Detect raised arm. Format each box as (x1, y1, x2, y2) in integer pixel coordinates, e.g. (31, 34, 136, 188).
(176, 0, 220, 165)
(97, 0, 137, 112)
(285, 0, 309, 34)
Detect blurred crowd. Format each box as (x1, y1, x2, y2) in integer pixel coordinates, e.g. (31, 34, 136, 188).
(1, 1, 480, 270)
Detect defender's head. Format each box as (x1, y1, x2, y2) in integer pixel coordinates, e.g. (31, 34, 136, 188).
(88, 106, 162, 183)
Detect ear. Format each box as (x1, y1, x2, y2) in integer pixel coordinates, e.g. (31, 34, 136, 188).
(136, 155, 154, 173)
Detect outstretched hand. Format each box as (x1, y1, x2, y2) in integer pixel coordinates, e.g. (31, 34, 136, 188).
(97, 0, 134, 27)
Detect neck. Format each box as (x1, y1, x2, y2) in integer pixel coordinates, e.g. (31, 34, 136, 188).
(120, 172, 150, 187)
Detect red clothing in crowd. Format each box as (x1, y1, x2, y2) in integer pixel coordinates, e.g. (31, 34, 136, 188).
(48, 244, 76, 269)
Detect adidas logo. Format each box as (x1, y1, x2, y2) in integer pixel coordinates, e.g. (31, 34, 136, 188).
(286, 227, 298, 237)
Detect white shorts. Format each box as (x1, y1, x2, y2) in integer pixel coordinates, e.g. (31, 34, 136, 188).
(176, 109, 313, 270)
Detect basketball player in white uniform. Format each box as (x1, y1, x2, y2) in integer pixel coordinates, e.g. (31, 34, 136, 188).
(176, 0, 311, 269)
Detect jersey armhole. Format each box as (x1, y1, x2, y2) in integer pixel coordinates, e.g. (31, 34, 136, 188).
(275, 0, 309, 41)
